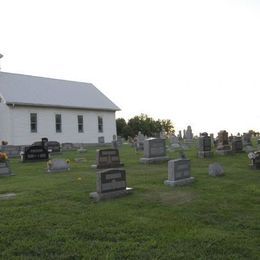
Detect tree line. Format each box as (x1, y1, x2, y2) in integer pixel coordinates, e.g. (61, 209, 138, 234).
(116, 114, 174, 140)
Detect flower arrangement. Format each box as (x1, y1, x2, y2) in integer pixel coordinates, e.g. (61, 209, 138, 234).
(0, 152, 8, 161)
(47, 160, 52, 168)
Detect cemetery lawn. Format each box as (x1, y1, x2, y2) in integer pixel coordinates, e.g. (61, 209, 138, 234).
(0, 145, 259, 259)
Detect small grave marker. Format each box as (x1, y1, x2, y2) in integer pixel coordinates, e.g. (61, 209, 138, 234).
(47, 159, 70, 173)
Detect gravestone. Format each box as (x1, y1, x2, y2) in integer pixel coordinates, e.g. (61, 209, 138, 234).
(21, 145, 49, 162)
(111, 134, 118, 149)
(169, 134, 180, 150)
(136, 131, 145, 151)
(242, 132, 252, 147)
(216, 130, 232, 155)
(231, 136, 243, 153)
(47, 141, 61, 153)
(0, 145, 21, 158)
(170, 134, 179, 144)
(208, 163, 224, 177)
(198, 132, 212, 158)
(140, 138, 169, 163)
(117, 136, 123, 145)
(242, 132, 253, 152)
(89, 168, 133, 201)
(0, 161, 14, 176)
(164, 159, 194, 186)
(183, 129, 186, 139)
(62, 143, 74, 151)
(178, 130, 183, 141)
(185, 125, 193, 141)
(47, 159, 70, 173)
(248, 151, 260, 169)
(92, 149, 124, 169)
(77, 147, 87, 153)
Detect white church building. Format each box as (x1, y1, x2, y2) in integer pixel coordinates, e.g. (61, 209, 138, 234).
(0, 72, 120, 145)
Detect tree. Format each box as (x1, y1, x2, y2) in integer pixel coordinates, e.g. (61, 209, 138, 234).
(125, 114, 174, 137)
(116, 118, 127, 137)
(161, 119, 174, 134)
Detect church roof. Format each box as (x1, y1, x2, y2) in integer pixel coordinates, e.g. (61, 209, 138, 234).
(0, 71, 120, 111)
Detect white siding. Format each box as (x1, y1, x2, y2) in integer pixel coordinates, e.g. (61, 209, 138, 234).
(5, 105, 117, 145)
(0, 101, 11, 143)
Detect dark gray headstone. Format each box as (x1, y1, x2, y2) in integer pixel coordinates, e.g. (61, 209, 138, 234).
(96, 149, 124, 169)
(89, 168, 133, 201)
(231, 137, 243, 153)
(47, 141, 61, 153)
(21, 145, 49, 162)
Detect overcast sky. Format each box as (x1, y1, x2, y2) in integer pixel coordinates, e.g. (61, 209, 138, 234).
(1, 0, 260, 136)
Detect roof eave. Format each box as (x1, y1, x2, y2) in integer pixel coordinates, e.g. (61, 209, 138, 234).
(6, 102, 121, 112)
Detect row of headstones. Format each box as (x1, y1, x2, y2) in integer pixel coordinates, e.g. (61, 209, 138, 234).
(199, 131, 255, 156)
(133, 126, 194, 151)
(2, 144, 259, 204)
(0, 138, 102, 160)
(129, 131, 255, 159)
(89, 147, 228, 202)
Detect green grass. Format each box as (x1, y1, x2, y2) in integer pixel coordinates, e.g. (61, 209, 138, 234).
(0, 144, 259, 259)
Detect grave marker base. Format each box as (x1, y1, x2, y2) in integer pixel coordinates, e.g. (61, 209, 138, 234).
(164, 177, 195, 186)
(89, 187, 133, 202)
(91, 163, 124, 169)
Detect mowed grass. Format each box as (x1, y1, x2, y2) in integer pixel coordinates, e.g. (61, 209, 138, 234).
(0, 144, 259, 259)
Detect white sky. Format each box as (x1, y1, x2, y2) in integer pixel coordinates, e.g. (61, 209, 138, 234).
(1, 0, 260, 136)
